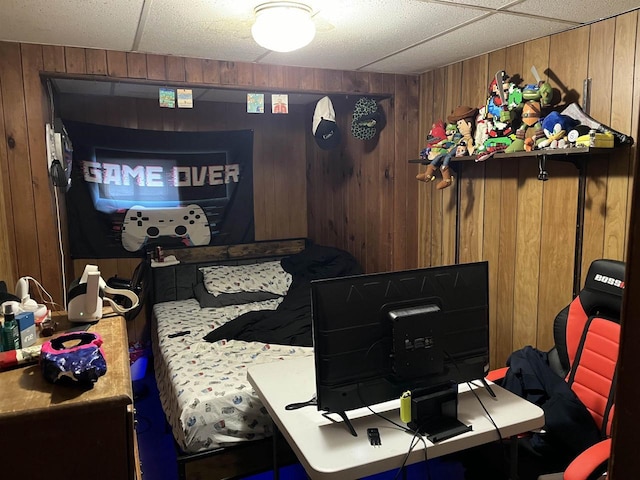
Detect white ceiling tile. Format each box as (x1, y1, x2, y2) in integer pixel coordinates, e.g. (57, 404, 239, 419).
(366, 13, 575, 74)
(505, 0, 640, 23)
(0, 0, 143, 51)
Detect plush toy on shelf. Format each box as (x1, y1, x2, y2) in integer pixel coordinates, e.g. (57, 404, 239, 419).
(538, 111, 579, 149)
(522, 66, 553, 107)
(447, 105, 478, 155)
(416, 120, 459, 189)
(505, 100, 546, 153)
(474, 71, 524, 160)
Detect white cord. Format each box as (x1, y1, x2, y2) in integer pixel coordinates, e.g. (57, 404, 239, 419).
(18, 276, 59, 311)
(53, 186, 68, 310)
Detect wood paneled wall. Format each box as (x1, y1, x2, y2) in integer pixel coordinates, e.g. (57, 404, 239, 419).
(306, 81, 420, 274)
(418, 11, 639, 368)
(0, 42, 418, 341)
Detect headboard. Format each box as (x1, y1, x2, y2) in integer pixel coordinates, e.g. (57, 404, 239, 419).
(151, 239, 307, 304)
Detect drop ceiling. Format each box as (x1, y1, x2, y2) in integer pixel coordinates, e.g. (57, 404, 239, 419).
(1, 0, 638, 75)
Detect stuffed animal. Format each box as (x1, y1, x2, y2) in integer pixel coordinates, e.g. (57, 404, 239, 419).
(538, 111, 579, 149)
(474, 107, 490, 155)
(447, 105, 478, 155)
(416, 120, 458, 189)
(505, 100, 545, 153)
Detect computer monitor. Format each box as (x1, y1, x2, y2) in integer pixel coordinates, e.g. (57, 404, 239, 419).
(311, 261, 489, 439)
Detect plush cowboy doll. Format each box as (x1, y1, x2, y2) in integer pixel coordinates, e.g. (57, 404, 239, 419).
(447, 105, 478, 155)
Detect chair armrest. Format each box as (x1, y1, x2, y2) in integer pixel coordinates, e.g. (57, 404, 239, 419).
(486, 367, 508, 383)
(563, 438, 611, 480)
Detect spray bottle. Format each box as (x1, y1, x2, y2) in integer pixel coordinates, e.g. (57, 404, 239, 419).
(2, 304, 21, 351)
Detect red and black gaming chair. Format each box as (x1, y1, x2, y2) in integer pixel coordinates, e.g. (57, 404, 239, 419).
(488, 258, 625, 480)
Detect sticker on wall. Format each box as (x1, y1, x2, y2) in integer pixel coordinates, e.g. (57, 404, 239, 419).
(177, 89, 193, 108)
(271, 94, 289, 114)
(159, 88, 176, 108)
(247, 93, 265, 114)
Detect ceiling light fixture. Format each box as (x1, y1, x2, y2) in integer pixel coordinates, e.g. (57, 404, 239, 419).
(251, 2, 316, 53)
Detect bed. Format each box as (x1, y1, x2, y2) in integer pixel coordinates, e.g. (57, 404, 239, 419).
(149, 239, 362, 479)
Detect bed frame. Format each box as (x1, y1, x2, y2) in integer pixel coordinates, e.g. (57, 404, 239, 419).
(152, 238, 307, 304)
(149, 238, 307, 480)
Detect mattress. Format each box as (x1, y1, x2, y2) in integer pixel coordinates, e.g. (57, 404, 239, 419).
(152, 298, 313, 453)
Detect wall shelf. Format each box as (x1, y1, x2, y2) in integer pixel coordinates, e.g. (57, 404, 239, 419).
(408, 146, 615, 165)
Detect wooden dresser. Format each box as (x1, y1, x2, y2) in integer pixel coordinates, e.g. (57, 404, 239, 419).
(0, 314, 140, 480)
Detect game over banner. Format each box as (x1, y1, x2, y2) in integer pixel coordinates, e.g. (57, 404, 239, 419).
(63, 120, 255, 258)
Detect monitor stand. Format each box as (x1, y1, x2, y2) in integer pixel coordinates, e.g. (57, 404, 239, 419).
(480, 377, 497, 398)
(407, 382, 472, 443)
(322, 411, 358, 436)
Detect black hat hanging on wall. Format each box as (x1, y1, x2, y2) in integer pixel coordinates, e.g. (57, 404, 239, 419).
(312, 96, 341, 150)
(351, 97, 381, 140)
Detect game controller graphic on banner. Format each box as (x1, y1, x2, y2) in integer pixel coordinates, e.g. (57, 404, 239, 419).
(121, 204, 211, 252)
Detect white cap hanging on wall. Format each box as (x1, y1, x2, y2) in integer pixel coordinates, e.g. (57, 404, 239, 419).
(252, 2, 316, 52)
(312, 96, 341, 150)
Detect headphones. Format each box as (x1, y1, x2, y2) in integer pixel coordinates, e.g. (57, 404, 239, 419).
(68, 265, 139, 323)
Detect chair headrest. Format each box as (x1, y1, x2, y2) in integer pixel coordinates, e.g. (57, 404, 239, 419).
(579, 259, 625, 318)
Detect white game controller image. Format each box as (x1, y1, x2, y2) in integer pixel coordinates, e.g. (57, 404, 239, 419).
(121, 204, 211, 252)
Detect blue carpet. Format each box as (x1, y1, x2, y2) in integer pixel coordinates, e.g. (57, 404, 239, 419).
(134, 361, 465, 480)
(133, 365, 178, 480)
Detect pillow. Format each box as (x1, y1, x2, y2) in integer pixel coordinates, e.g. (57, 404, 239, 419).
(193, 282, 281, 308)
(199, 261, 292, 297)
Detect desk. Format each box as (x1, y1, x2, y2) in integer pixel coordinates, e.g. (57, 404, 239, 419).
(248, 356, 544, 480)
(0, 314, 139, 480)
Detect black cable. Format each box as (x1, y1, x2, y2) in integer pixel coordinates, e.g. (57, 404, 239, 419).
(392, 429, 422, 480)
(465, 381, 509, 478)
(441, 349, 509, 477)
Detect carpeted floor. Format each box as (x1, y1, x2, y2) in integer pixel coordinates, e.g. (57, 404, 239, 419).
(133, 360, 465, 480)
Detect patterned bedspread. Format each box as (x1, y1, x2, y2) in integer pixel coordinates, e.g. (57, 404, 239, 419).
(152, 298, 313, 453)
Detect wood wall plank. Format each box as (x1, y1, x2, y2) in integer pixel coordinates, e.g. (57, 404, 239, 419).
(537, 27, 589, 349)
(42, 45, 65, 73)
(430, 68, 447, 265)
(126, 52, 147, 79)
(166, 56, 186, 82)
(146, 54, 167, 81)
(417, 70, 434, 267)
(202, 59, 221, 85)
(580, 20, 615, 279)
(442, 63, 462, 265)
(0, 49, 18, 286)
(605, 12, 636, 260)
(107, 50, 127, 77)
(0, 42, 41, 283)
(85, 49, 107, 75)
(64, 47, 86, 74)
(184, 58, 204, 83)
(393, 75, 410, 269)
(220, 61, 237, 85)
(405, 76, 420, 268)
(21, 44, 65, 304)
(236, 62, 253, 86)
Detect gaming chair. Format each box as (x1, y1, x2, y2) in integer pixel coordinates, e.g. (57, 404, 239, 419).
(487, 258, 624, 480)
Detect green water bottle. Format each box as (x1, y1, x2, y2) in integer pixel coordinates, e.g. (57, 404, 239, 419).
(2, 304, 20, 351)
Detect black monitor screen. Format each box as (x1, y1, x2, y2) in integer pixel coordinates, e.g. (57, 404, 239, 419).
(311, 261, 489, 416)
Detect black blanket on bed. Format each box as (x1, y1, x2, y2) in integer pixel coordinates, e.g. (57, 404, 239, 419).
(203, 244, 362, 346)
